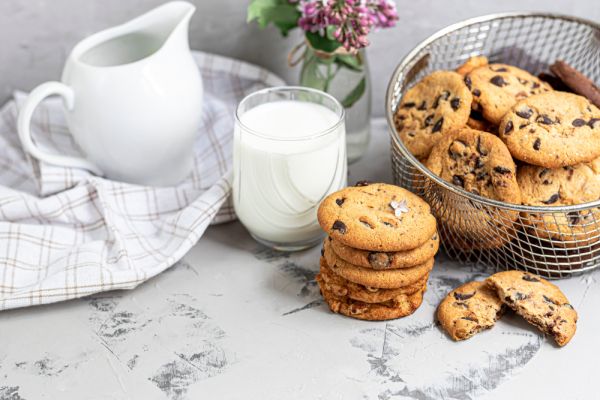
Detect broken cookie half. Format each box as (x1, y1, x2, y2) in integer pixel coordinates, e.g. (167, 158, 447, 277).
(486, 270, 578, 347)
(437, 281, 505, 341)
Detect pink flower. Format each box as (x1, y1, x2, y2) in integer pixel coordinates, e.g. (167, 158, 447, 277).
(295, 0, 398, 53)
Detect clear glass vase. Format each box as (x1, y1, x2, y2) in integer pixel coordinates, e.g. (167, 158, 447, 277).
(299, 47, 371, 164)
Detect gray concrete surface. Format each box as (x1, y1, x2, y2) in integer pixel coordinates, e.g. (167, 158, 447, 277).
(0, 0, 599, 116)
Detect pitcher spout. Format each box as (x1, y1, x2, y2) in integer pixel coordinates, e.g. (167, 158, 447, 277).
(138, 1, 195, 53)
(70, 1, 195, 68)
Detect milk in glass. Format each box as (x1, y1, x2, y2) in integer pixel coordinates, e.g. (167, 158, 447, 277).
(233, 94, 346, 250)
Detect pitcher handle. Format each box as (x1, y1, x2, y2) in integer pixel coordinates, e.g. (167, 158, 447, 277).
(17, 82, 103, 175)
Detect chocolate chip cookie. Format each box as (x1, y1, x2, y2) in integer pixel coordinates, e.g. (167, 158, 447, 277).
(437, 281, 505, 341)
(455, 55, 488, 76)
(499, 92, 600, 168)
(323, 239, 433, 289)
(486, 270, 578, 346)
(466, 64, 552, 125)
(426, 128, 521, 204)
(394, 70, 473, 159)
(317, 182, 437, 251)
(319, 280, 425, 321)
(328, 233, 439, 270)
(517, 158, 600, 245)
(317, 257, 428, 304)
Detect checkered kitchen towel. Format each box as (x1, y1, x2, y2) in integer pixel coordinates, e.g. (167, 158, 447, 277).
(0, 51, 284, 310)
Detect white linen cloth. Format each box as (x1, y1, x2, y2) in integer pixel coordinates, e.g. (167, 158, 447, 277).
(0, 51, 284, 310)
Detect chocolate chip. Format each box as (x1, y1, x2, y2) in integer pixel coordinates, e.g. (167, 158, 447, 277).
(543, 193, 560, 204)
(516, 108, 533, 119)
(519, 123, 529, 129)
(452, 175, 465, 187)
(448, 148, 461, 160)
(493, 67, 509, 72)
(320, 247, 325, 256)
(417, 101, 427, 110)
(441, 90, 450, 101)
(517, 77, 528, 85)
(464, 76, 472, 90)
(513, 292, 529, 301)
(407, 131, 415, 137)
(572, 118, 586, 127)
(454, 291, 475, 301)
(588, 118, 600, 128)
(475, 157, 484, 169)
(568, 211, 581, 225)
(450, 98, 461, 110)
(335, 198, 345, 206)
(476, 136, 488, 156)
(461, 316, 478, 322)
(543, 295, 558, 305)
(533, 138, 541, 150)
(504, 121, 513, 134)
(490, 75, 508, 87)
(532, 82, 540, 89)
(367, 252, 391, 269)
(476, 171, 488, 181)
(537, 114, 553, 124)
(565, 303, 574, 310)
(424, 114, 434, 126)
(402, 102, 416, 108)
(522, 274, 540, 282)
(493, 166, 511, 174)
(332, 220, 347, 233)
(472, 89, 481, 97)
(539, 168, 550, 179)
(432, 117, 444, 133)
(355, 180, 370, 187)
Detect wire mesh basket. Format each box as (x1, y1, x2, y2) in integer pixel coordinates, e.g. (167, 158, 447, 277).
(386, 12, 600, 278)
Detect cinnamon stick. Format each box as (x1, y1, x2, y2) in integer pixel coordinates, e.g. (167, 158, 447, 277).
(550, 60, 600, 108)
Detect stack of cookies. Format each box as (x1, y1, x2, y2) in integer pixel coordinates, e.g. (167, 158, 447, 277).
(315, 182, 439, 321)
(394, 55, 600, 249)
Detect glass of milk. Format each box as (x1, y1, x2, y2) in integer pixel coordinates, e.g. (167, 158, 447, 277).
(233, 86, 347, 251)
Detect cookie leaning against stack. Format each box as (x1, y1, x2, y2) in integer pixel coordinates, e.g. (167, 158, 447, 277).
(316, 182, 439, 321)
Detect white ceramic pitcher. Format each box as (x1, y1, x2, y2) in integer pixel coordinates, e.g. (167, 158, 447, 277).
(18, 1, 203, 186)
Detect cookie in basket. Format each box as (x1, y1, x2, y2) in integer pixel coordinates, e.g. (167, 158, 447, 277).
(323, 238, 434, 289)
(317, 182, 437, 251)
(425, 128, 520, 248)
(517, 158, 600, 246)
(319, 280, 425, 321)
(394, 70, 472, 159)
(426, 128, 521, 204)
(465, 63, 552, 125)
(499, 92, 600, 168)
(317, 257, 427, 304)
(486, 270, 577, 346)
(455, 55, 488, 76)
(328, 232, 439, 270)
(437, 281, 505, 341)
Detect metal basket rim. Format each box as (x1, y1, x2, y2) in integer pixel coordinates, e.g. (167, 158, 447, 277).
(385, 11, 600, 214)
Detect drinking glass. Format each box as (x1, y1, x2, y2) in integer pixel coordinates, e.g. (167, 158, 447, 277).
(233, 86, 347, 251)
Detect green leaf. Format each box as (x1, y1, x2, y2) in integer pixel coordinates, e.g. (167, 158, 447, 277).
(305, 31, 341, 54)
(336, 54, 363, 72)
(340, 77, 366, 108)
(247, 0, 299, 36)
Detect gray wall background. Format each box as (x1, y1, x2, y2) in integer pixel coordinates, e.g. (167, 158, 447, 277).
(0, 0, 598, 116)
